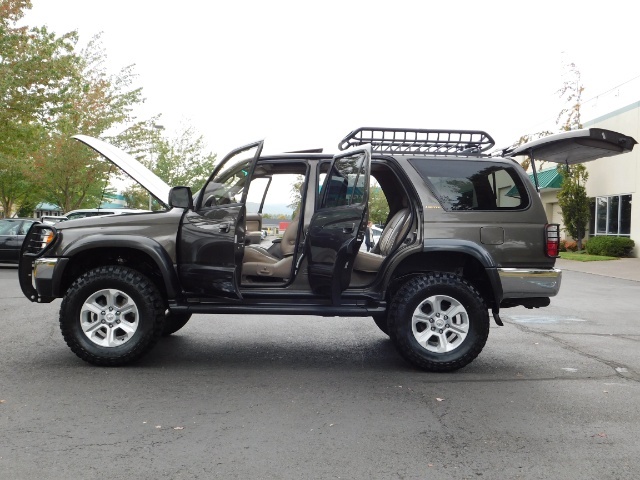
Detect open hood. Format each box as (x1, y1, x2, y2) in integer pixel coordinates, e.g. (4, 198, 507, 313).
(73, 135, 171, 206)
(509, 128, 637, 164)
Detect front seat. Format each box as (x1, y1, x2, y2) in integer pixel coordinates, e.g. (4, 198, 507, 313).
(353, 208, 411, 273)
(242, 217, 299, 279)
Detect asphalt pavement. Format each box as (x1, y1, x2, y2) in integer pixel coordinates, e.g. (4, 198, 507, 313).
(1, 263, 639, 479)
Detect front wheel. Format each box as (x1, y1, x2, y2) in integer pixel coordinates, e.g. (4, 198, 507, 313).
(388, 273, 489, 372)
(59, 266, 165, 366)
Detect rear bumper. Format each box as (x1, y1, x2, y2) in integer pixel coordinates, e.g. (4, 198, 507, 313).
(498, 267, 562, 298)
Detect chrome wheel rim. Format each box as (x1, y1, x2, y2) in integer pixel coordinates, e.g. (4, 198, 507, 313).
(411, 294, 469, 353)
(80, 288, 139, 347)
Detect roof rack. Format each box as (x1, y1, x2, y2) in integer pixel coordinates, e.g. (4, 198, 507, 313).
(338, 127, 495, 155)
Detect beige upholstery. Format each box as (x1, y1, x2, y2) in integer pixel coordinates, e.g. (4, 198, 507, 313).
(353, 208, 411, 273)
(242, 217, 299, 279)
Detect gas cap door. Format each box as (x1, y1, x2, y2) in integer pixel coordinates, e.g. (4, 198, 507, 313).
(480, 226, 504, 245)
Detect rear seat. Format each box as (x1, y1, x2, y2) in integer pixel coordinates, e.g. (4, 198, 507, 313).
(353, 208, 411, 273)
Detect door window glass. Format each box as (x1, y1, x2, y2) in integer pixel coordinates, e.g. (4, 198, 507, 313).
(321, 153, 366, 208)
(199, 145, 260, 209)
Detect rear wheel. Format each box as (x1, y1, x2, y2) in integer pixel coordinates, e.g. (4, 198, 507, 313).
(59, 266, 165, 366)
(388, 273, 489, 372)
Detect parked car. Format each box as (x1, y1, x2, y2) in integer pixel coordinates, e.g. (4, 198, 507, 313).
(0, 218, 37, 264)
(18, 128, 636, 371)
(40, 216, 67, 225)
(64, 208, 149, 221)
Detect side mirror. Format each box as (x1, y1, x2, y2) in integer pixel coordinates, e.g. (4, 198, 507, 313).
(168, 186, 193, 209)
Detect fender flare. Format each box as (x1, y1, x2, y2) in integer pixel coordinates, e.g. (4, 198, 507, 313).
(416, 239, 503, 305)
(58, 234, 181, 299)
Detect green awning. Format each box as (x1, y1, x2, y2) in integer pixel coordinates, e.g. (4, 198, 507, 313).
(507, 167, 563, 197)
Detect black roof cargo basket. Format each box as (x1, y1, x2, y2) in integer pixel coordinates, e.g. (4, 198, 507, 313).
(339, 127, 495, 155)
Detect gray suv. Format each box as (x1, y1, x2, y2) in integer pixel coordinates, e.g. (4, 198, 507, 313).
(18, 127, 636, 371)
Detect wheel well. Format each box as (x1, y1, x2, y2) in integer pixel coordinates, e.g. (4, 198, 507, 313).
(60, 248, 167, 298)
(387, 252, 496, 309)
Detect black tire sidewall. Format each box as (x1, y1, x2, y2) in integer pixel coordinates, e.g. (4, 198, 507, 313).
(389, 274, 489, 371)
(60, 266, 164, 364)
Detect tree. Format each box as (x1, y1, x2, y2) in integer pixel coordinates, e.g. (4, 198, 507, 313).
(557, 163, 589, 250)
(368, 183, 389, 225)
(28, 34, 146, 212)
(555, 61, 589, 250)
(288, 175, 304, 219)
(123, 125, 217, 210)
(0, 1, 77, 215)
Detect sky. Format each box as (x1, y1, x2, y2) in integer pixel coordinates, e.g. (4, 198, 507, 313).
(22, 0, 640, 159)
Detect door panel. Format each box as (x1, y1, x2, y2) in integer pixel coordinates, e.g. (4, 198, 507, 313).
(307, 146, 371, 304)
(178, 141, 263, 298)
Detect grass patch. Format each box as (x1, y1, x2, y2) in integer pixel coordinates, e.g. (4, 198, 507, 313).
(559, 251, 618, 262)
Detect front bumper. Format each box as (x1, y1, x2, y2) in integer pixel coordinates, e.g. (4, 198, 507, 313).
(19, 256, 66, 303)
(498, 267, 562, 298)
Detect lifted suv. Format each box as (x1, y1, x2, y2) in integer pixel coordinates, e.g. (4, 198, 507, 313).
(19, 127, 637, 371)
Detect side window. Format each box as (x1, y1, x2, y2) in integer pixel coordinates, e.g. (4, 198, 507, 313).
(321, 153, 366, 209)
(18, 222, 32, 235)
(410, 159, 529, 211)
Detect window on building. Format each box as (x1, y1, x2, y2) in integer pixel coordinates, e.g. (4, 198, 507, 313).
(589, 194, 632, 236)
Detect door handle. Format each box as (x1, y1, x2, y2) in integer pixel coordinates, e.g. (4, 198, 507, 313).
(342, 224, 354, 234)
(219, 223, 230, 233)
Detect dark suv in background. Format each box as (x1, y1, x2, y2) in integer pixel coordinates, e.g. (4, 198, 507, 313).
(18, 127, 636, 371)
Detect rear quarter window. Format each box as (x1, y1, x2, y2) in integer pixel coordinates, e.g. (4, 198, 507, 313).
(409, 159, 529, 211)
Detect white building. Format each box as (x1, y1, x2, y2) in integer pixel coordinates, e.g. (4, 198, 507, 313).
(538, 100, 640, 256)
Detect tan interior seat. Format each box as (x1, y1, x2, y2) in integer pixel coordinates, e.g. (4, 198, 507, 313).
(242, 217, 299, 279)
(353, 208, 411, 273)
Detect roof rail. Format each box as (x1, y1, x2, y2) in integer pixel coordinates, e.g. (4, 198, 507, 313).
(338, 127, 495, 155)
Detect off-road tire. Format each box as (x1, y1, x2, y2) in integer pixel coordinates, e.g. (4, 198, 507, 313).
(162, 313, 192, 336)
(388, 273, 489, 372)
(59, 266, 165, 366)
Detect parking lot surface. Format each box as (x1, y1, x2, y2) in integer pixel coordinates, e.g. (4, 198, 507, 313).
(1, 264, 639, 479)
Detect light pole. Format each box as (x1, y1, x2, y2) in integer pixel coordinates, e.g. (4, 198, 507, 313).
(149, 124, 165, 210)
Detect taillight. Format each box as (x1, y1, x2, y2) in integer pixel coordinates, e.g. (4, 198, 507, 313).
(545, 224, 560, 257)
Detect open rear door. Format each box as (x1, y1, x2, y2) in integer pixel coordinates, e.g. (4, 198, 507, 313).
(307, 145, 371, 304)
(509, 128, 636, 164)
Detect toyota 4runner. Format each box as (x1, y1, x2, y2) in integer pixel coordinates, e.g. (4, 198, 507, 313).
(18, 127, 637, 371)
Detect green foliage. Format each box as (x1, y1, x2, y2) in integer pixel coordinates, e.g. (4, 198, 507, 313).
(28, 34, 147, 212)
(0, 1, 77, 215)
(585, 236, 635, 257)
(124, 125, 217, 210)
(287, 175, 304, 219)
(557, 164, 589, 250)
(368, 184, 389, 225)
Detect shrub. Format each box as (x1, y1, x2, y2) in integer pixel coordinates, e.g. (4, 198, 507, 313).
(564, 240, 578, 252)
(559, 240, 567, 252)
(585, 236, 635, 257)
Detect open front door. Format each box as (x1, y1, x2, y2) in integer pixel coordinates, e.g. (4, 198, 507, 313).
(307, 145, 371, 304)
(179, 140, 264, 298)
